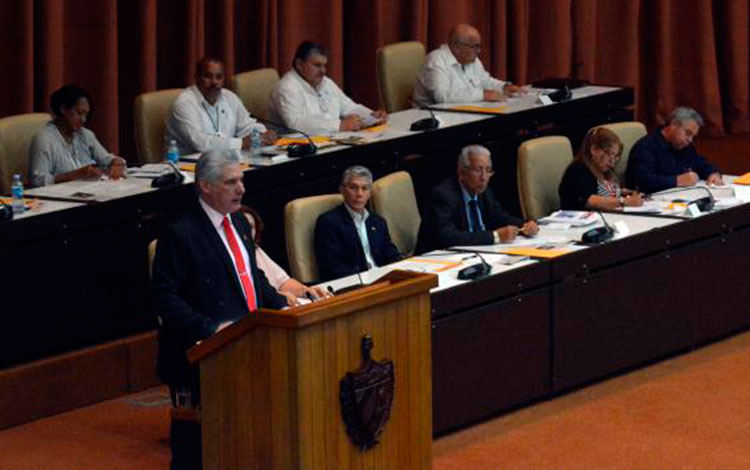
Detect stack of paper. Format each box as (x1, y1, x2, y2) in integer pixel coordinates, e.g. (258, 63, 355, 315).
(540, 211, 599, 226)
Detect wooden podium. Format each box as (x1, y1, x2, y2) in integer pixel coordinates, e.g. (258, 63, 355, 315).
(188, 270, 437, 470)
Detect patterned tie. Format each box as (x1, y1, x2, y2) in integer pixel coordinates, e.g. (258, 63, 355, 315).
(222, 216, 258, 314)
(468, 199, 482, 232)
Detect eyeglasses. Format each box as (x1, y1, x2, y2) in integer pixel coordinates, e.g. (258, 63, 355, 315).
(464, 166, 495, 176)
(596, 146, 620, 161)
(455, 41, 481, 52)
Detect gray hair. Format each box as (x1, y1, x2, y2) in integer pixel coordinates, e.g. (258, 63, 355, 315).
(196, 149, 240, 185)
(341, 165, 373, 187)
(458, 144, 491, 168)
(668, 107, 704, 127)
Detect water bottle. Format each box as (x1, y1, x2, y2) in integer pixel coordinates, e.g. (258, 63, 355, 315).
(250, 128, 262, 157)
(165, 139, 180, 164)
(11, 174, 24, 214)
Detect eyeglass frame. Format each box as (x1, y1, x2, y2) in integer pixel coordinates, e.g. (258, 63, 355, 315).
(454, 40, 482, 53)
(461, 165, 495, 177)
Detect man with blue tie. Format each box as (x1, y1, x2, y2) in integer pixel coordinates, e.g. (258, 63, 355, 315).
(152, 149, 286, 470)
(415, 145, 538, 254)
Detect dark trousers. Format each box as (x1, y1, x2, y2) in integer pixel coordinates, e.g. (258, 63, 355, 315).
(169, 378, 202, 470)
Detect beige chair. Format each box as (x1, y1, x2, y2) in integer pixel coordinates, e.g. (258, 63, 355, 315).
(376, 41, 426, 113)
(233, 68, 279, 122)
(0, 113, 51, 195)
(592, 121, 647, 183)
(517, 136, 574, 220)
(372, 171, 420, 256)
(134, 89, 182, 164)
(285, 194, 343, 283)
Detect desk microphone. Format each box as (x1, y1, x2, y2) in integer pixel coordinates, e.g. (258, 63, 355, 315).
(581, 211, 615, 244)
(0, 203, 13, 221)
(456, 250, 492, 281)
(408, 98, 440, 131)
(151, 160, 185, 188)
(650, 186, 715, 213)
(255, 117, 317, 158)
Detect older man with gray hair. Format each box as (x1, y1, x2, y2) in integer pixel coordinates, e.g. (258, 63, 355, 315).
(314, 165, 402, 282)
(416, 144, 538, 254)
(152, 149, 286, 469)
(413, 23, 524, 104)
(626, 106, 722, 193)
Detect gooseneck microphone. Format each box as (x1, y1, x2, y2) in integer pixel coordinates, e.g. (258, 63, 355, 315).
(151, 160, 185, 188)
(650, 186, 715, 213)
(455, 250, 492, 281)
(408, 98, 440, 131)
(581, 211, 615, 244)
(254, 116, 317, 158)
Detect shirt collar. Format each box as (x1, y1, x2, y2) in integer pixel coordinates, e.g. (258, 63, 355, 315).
(199, 197, 229, 229)
(459, 182, 478, 204)
(190, 84, 225, 108)
(440, 44, 461, 67)
(290, 67, 322, 94)
(344, 202, 369, 223)
(440, 43, 472, 69)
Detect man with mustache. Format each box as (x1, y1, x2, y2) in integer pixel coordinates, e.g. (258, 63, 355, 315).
(268, 41, 387, 134)
(626, 106, 722, 193)
(166, 57, 275, 155)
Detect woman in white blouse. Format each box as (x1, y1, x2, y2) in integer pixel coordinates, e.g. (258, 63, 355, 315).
(28, 85, 126, 187)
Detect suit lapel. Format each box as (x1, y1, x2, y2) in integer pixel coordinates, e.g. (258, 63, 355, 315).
(192, 207, 246, 303)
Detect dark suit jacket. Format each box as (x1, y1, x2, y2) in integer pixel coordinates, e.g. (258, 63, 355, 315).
(314, 204, 402, 282)
(152, 202, 286, 389)
(415, 177, 523, 254)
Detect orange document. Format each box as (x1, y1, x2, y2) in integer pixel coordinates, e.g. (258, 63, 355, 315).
(451, 105, 508, 114)
(732, 172, 750, 185)
(274, 136, 330, 146)
(500, 247, 571, 259)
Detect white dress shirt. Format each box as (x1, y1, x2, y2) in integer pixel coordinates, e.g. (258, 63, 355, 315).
(413, 44, 509, 104)
(268, 68, 373, 134)
(199, 198, 253, 299)
(344, 203, 377, 269)
(166, 85, 266, 154)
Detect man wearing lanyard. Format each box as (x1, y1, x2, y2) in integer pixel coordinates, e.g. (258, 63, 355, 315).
(152, 149, 286, 469)
(415, 145, 538, 253)
(166, 57, 276, 154)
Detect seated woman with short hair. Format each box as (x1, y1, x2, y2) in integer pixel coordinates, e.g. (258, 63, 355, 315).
(558, 127, 643, 211)
(28, 84, 126, 187)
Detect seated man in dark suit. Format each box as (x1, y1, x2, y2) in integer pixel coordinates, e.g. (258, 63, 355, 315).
(626, 106, 723, 193)
(314, 165, 402, 282)
(151, 149, 286, 470)
(416, 144, 538, 254)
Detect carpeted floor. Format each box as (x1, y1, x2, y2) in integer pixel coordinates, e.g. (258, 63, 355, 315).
(1, 331, 750, 469)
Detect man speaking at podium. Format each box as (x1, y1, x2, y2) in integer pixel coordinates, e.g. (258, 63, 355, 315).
(152, 150, 286, 469)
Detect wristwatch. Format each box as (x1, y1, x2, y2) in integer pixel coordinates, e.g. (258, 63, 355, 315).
(618, 196, 626, 207)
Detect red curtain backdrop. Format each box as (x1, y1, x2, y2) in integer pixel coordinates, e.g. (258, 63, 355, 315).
(0, 0, 748, 161)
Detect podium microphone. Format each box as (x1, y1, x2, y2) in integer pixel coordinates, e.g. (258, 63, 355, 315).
(581, 211, 615, 244)
(255, 116, 317, 158)
(408, 98, 440, 131)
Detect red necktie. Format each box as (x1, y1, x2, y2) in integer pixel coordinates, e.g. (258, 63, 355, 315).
(222, 216, 258, 314)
